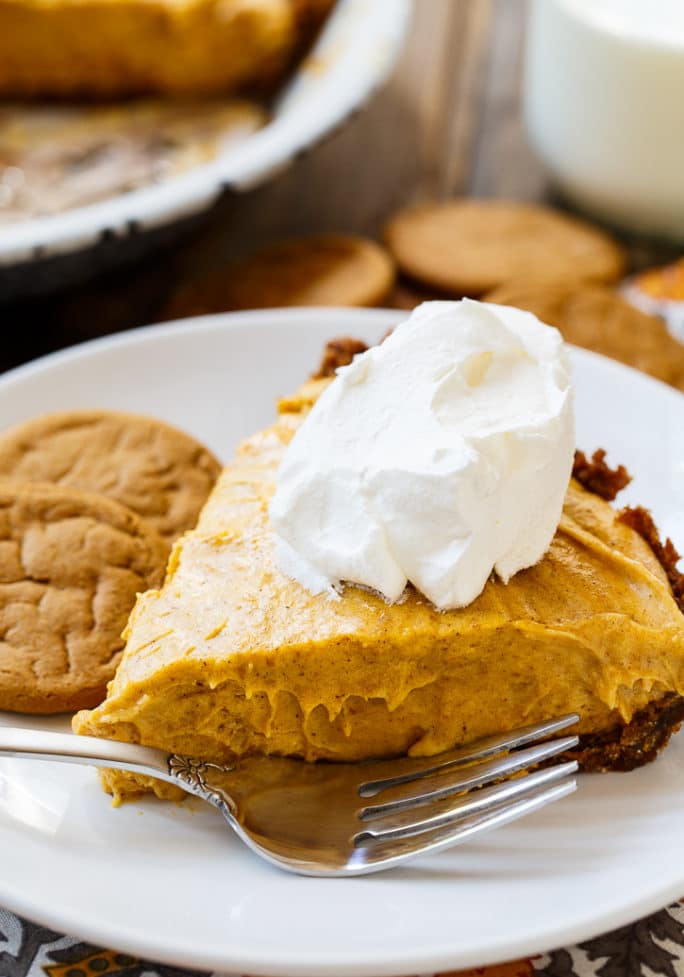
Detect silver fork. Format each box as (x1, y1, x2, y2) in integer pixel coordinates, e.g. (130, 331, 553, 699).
(0, 715, 578, 876)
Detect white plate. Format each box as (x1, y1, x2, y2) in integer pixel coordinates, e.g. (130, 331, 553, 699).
(0, 0, 411, 266)
(1, 307, 684, 976)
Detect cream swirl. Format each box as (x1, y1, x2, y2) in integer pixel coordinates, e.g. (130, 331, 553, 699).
(270, 299, 574, 610)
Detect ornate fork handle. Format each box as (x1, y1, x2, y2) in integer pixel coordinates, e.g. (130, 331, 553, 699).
(0, 726, 233, 810)
(167, 754, 237, 813)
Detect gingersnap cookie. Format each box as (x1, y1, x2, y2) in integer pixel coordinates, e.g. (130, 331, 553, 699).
(485, 281, 684, 390)
(0, 479, 168, 713)
(0, 411, 221, 546)
(164, 233, 396, 318)
(384, 199, 626, 296)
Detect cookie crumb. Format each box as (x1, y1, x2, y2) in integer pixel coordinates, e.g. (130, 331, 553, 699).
(314, 337, 369, 378)
(572, 448, 632, 501)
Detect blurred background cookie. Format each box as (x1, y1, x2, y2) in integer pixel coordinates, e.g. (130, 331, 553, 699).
(388, 279, 445, 311)
(384, 199, 626, 296)
(0, 411, 221, 546)
(0, 479, 168, 713)
(486, 281, 684, 391)
(164, 233, 396, 318)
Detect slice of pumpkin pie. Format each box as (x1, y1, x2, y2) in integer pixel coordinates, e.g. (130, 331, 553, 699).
(74, 303, 684, 802)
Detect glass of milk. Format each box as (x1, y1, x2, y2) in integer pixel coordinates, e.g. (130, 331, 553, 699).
(524, 0, 684, 240)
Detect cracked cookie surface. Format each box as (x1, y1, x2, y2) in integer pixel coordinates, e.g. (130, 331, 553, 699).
(0, 410, 221, 546)
(0, 479, 168, 713)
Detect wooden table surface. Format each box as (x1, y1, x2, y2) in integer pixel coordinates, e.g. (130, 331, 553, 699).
(0, 0, 677, 376)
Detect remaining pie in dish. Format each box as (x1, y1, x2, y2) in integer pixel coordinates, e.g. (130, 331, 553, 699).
(0, 0, 335, 97)
(73, 339, 684, 803)
(0, 100, 267, 223)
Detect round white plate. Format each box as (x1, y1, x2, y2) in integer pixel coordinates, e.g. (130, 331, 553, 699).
(0, 0, 411, 266)
(1, 307, 684, 976)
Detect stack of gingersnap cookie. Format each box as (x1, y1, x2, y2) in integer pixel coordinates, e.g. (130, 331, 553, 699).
(164, 198, 684, 392)
(385, 199, 684, 390)
(0, 410, 220, 714)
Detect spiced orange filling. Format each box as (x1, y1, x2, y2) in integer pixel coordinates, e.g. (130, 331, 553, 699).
(74, 375, 684, 803)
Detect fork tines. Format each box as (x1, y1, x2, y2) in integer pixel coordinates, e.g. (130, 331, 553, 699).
(353, 714, 579, 858)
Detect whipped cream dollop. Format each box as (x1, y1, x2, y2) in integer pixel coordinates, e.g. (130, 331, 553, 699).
(269, 300, 575, 610)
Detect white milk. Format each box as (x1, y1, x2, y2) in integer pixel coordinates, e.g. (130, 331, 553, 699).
(524, 0, 684, 239)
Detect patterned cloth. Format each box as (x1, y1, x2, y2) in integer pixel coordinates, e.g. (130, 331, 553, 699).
(3, 902, 684, 977)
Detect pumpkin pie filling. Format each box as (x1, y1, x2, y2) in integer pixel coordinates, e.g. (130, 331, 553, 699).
(73, 361, 684, 803)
